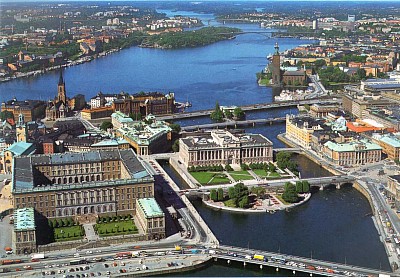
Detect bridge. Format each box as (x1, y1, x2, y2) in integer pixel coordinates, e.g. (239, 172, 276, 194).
(273, 147, 302, 153)
(157, 98, 341, 121)
(184, 176, 356, 197)
(211, 245, 392, 277)
(181, 117, 285, 131)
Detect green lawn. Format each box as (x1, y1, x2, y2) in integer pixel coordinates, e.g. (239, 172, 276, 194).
(54, 226, 84, 242)
(275, 194, 290, 205)
(191, 172, 230, 185)
(253, 169, 281, 179)
(228, 170, 254, 181)
(258, 77, 271, 86)
(95, 220, 138, 237)
(224, 199, 237, 208)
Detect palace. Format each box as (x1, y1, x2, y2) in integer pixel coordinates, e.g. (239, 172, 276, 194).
(12, 149, 154, 219)
(178, 130, 273, 168)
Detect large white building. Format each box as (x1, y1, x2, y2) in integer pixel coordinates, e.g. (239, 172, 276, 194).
(178, 130, 273, 168)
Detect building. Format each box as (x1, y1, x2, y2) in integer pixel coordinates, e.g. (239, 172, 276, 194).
(270, 42, 282, 86)
(282, 70, 307, 86)
(342, 90, 394, 118)
(12, 149, 154, 220)
(135, 198, 165, 240)
(116, 115, 172, 156)
(312, 19, 318, 30)
(372, 134, 400, 160)
(0, 141, 36, 174)
(91, 138, 130, 150)
(1, 98, 46, 122)
(12, 208, 37, 254)
(348, 15, 356, 22)
(309, 104, 339, 118)
(387, 175, 400, 209)
(364, 106, 400, 131)
(111, 111, 134, 129)
(45, 70, 72, 120)
(322, 139, 382, 166)
(179, 130, 273, 168)
(90, 92, 126, 109)
(113, 92, 175, 116)
(81, 107, 114, 120)
(285, 115, 325, 149)
(346, 119, 386, 133)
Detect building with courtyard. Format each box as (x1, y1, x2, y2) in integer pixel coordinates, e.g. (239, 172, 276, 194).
(178, 130, 273, 168)
(12, 149, 154, 220)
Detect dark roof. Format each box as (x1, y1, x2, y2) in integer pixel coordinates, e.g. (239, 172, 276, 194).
(389, 175, 400, 183)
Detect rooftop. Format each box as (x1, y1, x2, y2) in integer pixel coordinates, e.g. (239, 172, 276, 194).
(137, 198, 164, 218)
(372, 134, 400, 148)
(13, 149, 152, 192)
(389, 175, 400, 183)
(14, 207, 35, 231)
(6, 141, 35, 156)
(324, 139, 382, 152)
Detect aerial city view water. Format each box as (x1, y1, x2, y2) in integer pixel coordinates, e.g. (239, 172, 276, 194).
(0, 1, 399, 277)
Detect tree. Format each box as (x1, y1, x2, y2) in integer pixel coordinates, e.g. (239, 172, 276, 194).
(224, 110, 233, 119)
(100, 121, 113, 131)
(210, 101, 224, 122)
(233, 107, 245, 120)
(269, 164, 277, 173)
(302, 181, 310, 193)
(0, 111, 13, 121)
(210, 189, 218, 201)
(225, 164, 233, 171)
(172, 139, 179, 152)
(356, 68, 366, 80)
(296, 181, 304, 194)
(217, 188, 224, 201)
(282, 182, 299, 203)
(129, 112, 142, 121)
(238, 195, 249, 208)
(169, 123, 181, 134)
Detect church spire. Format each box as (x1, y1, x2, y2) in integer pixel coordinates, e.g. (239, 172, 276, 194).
(58, 68, 64, 86)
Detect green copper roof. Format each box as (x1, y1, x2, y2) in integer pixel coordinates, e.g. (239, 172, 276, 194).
(7, 142, 34, 156)
(373, 134, 400, 148)
(137, 198, 164, 218)
(324, 139, 382, 152)
(14, 207, 35, 231)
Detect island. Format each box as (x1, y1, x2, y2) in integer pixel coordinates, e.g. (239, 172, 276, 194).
(140, 27, 241, 49)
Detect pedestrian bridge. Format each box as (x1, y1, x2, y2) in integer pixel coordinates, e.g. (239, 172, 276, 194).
(211, 245, 392, 277)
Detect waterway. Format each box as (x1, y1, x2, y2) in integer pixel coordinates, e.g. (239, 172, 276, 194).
(0, 14, 299, 109)
(160, 152, 391, 276)
(1, 8, 391, 276)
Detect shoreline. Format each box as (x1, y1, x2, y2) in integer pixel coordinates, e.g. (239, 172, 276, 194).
(202, 193, 311, 214)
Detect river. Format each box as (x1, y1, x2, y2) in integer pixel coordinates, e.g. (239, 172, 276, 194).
(1, 9, 391, 276)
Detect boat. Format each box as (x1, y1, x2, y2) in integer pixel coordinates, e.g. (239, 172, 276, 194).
(267, 53, 273, 60)
(184, 101, 192, 108)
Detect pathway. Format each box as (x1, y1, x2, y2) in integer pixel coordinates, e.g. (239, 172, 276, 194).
(83, 224, 99, 241)
(247, 169, 260, 181)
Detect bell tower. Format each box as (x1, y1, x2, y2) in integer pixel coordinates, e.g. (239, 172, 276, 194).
(57, 69, 66, 103)
(16, 111, 27, 142)
(272, 42, 281, 85)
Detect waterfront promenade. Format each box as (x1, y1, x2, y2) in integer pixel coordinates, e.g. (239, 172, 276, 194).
(181, 117, 285, 131)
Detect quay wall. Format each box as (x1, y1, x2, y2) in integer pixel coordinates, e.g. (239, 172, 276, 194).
(169, 157, 199, 189)
(115, 256, 213, 277)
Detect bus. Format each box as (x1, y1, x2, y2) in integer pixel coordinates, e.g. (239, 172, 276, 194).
(70, 259, 87, 266)
(270, 256, 286, 264)
(115, 252, 132, 258)
(253, 254, 266, 261)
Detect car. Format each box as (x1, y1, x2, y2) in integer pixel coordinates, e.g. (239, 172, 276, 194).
(106, 271, 110, 275)
(86, 250, 93, 254)
(135, 267, 140, 271)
